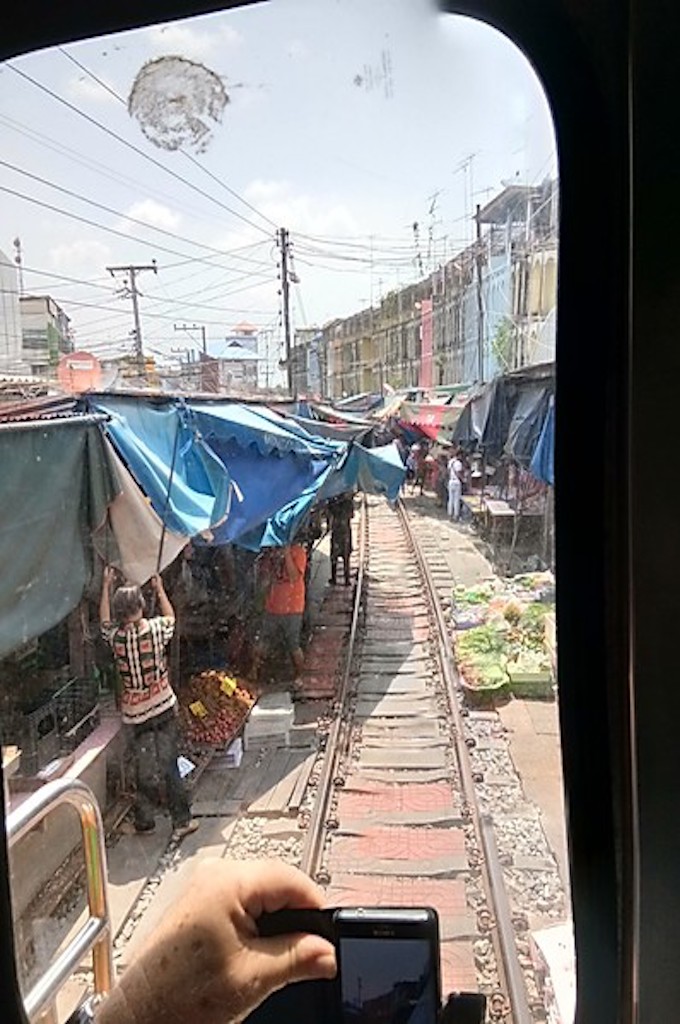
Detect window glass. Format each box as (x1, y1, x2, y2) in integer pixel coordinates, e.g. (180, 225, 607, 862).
(0, 3, 567, 1021)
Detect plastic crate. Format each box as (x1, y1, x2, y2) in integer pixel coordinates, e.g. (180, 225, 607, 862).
(52, 677, 99, 735)
(1, 703, 60, 776)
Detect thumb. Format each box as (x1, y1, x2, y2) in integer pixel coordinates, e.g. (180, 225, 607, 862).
(248, 932, 337, 993)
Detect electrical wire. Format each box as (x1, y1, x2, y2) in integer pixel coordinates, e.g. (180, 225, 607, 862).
(0, 181, 277, 274)
(59, 46, 280, 235)
(0, 286, 278, 327)
(7, 62, 275, 240)
(0, 158, 275, 270)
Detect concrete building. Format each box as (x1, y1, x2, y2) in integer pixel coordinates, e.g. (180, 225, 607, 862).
(0, 250, 26, 374)
(324, 179, 558, 397)
(291, 327, 324, 397)
(20, 295, 72, 376)
(218, 340, 260, 391)
(201, 324, 263, 394)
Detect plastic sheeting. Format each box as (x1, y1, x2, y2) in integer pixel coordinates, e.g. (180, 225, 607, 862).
(335, 441, 406, 503)
(188, 401, 339, 458)
(530, 400, 555, 486)
(91, 396, 231, 537)
(505, 385, 552, 465)
(93, 396, 405, 553)
(0, 423, 118, 659)
(398, 401, 467, 441)
(453, 367, 554, 463)
(235, 442, 405, 551)
(92, 440, 188, 583)
(452, 384, 494, 448)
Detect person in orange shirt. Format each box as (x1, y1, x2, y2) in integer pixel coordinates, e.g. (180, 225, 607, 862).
(254, 544, 307, 684)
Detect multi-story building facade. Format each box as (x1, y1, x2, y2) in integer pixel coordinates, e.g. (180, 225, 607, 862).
(291, 327, 324, 397)
(20, 295, 72, 376)
(325, 180, 558, 399)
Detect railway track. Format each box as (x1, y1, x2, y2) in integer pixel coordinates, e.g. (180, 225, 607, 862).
(17, 494, 563, 1023)
(300, 496, 535, 1023)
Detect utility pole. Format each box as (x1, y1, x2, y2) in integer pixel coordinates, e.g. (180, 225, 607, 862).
(174, 322, 207, 355)
(474, 205, 485, 382)
(107, 261, 157, 382)
(278, 227, 293, 396)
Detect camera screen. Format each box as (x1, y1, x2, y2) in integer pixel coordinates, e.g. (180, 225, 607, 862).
(339, 937, 439, 1024)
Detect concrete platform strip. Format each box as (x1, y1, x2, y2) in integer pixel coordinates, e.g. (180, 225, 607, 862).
(358, 746, 448, 770)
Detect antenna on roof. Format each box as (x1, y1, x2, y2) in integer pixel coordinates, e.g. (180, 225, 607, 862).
(13, 237, 24, 296)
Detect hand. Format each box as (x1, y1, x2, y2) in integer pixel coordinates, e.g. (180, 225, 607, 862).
(102, 565, 115, 586)
(150, 573, 164, 593)
(98, 859, 336, 1024)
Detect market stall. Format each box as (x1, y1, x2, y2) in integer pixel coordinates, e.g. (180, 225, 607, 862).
(451, 572, 556, 704)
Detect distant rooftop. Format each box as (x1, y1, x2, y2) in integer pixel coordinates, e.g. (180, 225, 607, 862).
(477, 183, 550, 226)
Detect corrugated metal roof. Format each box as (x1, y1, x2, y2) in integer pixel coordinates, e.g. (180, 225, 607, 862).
(0, 395, 80, 424)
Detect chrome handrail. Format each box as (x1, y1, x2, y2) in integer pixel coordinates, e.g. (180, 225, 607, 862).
(7, 778, 113, 1022)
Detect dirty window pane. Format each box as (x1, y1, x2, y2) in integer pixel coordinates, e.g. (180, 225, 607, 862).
(0, 2, 568, 1022)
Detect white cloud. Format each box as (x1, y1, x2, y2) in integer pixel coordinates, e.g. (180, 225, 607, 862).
(145, 22, 243, 64)
(49, 238, 112, 279)
(287, 39, 310, 60)
(121, 199, 182, 234)
(65, 74, 121, 106)
(243, 179, 361, 238)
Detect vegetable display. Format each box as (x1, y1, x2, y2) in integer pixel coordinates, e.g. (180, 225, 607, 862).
(180, 669, 256, 748)
(452, 576, 555, 695)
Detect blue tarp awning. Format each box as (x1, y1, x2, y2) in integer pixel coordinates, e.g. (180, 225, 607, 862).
(187, 402, 342, 548)
(320, 442, 406, 504)
(530, 400, 554, 486)
(91, 396, 231, 537)
(232, 442, 405, 551)
(90, 396, 406, 552)
(188, 401, 340, 458)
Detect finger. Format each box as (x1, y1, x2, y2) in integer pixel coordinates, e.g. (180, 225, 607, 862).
(233, 860, 326, 919)
(248, 932, 337, 993)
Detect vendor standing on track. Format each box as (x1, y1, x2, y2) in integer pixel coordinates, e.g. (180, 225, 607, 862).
(99, 567, 198, 839)
(328, 492, 354, 586)
(253, 544, 307, 686)
(447, 449, 464, 522)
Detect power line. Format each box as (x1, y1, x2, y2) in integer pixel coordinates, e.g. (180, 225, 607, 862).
(0, 158, 275, 269)
(7, 62, 275, 240)
(0, 111, 236, 231)
(20, 251, 271, 301)
(59, 46, 280, 236)
(0, 287, 278, 328)
(0, 181, 276, 273)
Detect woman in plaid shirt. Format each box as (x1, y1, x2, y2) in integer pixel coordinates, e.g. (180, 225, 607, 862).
(100, 567, 197, 838)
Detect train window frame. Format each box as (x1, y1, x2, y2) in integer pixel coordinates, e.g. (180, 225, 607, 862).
(0, 2, 634, 1023)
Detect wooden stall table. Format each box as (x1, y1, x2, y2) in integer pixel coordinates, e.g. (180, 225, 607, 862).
(482, 497, 516, 543)
(462, 492, 485, 526)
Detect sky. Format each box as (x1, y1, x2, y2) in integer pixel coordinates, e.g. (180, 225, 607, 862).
(0, 0, 556, 380)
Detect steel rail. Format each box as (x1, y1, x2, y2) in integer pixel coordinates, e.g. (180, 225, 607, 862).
(7, 777, 113, 1023)
(299, 494, 369, 877)
(397, 498, 533, 1024)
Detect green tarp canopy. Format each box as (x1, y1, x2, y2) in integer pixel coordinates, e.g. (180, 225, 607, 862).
(0, 421, 118, 660)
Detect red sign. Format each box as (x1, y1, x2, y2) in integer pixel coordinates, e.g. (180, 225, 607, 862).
(57, 351, 102, 394)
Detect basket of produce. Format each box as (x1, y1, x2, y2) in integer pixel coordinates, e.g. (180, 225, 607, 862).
(504, 602, 554, 699)
(455, 623, 511, 705)
(180, 669, 256, 749)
